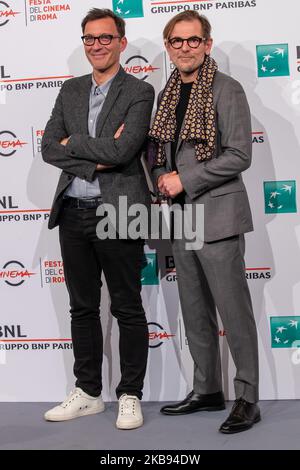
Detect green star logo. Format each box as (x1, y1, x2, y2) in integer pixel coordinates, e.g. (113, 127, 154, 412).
(112, 0, 144, 18)
(270, 317, 300, 348)
(264, 181, 297, 214)
(141, 253, 159, 285)
(256, 44, 290, 78)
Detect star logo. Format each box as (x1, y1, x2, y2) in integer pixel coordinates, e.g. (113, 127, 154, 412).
(263, 54, 273, 62)
(141, 253, 159, 285)
(276, 326, 287, 334)
(289, 320, 298, 329)
(112, 0, 144, 18)
(256, 44, 290, 77)
(264, 181, 297, 214)
(271, 317, 300, 348)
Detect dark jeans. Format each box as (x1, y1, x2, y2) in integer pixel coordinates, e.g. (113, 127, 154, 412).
(59, 204, 148, 399)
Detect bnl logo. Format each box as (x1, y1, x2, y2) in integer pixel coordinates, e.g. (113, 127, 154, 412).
(256, 44, 290, 78)
(141, 253, 159, 285)
(270, 317, 300, 348)
(264, 181, 297, 214)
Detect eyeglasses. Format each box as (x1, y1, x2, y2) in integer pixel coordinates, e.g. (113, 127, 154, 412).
(81, 34, 121, 46)
(168, 36, 206, 49)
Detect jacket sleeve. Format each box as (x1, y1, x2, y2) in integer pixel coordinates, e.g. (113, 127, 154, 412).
(65, 83, 155, 166)
(41, 83, 97, 183)
(179, 78, 252, 200)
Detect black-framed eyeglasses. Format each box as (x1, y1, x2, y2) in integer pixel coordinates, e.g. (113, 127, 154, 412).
(168, 36, 206, 49)
(81, 34, 121, 46)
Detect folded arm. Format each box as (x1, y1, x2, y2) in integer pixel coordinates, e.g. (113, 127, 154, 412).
(41, 84, 98, 182)
(64, 86, 155, 166)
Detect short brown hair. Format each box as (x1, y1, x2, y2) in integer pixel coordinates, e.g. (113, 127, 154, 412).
(163, 11, 211, 41)
(81, 8, 126, 37)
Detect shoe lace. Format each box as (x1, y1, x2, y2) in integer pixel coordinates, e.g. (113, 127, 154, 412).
(231, 398, 248, 416)
(119, 395, 137, 416)
(61, 388, 81, 408)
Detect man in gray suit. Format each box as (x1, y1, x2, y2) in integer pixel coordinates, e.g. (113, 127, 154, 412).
(150, 11, 260, 433)
(42, 8, 154, 430)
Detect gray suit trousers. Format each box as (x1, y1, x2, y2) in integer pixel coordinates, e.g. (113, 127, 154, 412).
(172, 234, 259, 403)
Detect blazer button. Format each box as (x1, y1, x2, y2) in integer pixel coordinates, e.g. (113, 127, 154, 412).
(70, 151, 76, 156)
(67, 175, 72, 180)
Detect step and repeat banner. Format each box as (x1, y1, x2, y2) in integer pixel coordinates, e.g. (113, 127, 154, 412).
(1, 0, 300, 401)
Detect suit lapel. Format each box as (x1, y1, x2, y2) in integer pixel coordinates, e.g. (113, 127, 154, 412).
(95, 67, 126, 136)
(164, 120, 184, 170)
(77, 75, 92, 134)
(165, 142, 172, 168)
(175, 117, 186, 156)
(176, 136, 184, 155)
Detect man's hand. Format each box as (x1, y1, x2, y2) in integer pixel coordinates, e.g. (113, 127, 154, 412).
(114, 123, 124, 139)
(96, 124, 124, 171)
(96, 163, 114, 170)
(60, 137, 70, 146)
(158, 171, 184, 198)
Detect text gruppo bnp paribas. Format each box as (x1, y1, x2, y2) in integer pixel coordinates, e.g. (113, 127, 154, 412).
(151, 0, 257, 14)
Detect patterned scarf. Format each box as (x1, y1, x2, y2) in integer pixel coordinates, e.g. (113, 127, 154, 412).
(149, 54, 218, 166)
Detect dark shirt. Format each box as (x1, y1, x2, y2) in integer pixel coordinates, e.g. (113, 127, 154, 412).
(171, 81, 193, 208)
(171, 81, 193, 172)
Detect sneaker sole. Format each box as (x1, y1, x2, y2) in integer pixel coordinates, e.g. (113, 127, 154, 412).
(44, 404, 105, 422)
(116, 418, 143, 430)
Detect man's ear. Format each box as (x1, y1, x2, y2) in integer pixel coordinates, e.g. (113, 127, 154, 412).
(120, 36, 128, 53)
(205, 37, 213, 55)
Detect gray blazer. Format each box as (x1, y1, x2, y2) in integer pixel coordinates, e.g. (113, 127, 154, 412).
(42, 67, 155, 229)
(152, 71, 253, 242)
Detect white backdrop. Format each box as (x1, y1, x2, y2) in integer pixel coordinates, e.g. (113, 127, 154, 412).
(1, 0, 300, 402)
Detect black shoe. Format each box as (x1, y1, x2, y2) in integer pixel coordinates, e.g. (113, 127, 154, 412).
(219, 398, 261, 434)
(160, 391, 225, 415)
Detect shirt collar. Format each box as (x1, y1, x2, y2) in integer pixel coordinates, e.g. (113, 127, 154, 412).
(91, 68, 119, 97)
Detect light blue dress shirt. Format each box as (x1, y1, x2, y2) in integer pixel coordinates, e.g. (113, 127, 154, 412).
(65, 73, 116, 198)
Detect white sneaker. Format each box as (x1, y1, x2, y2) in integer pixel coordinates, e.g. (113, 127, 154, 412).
(44, 387, 105, 422)
(116, 394, 143, 430)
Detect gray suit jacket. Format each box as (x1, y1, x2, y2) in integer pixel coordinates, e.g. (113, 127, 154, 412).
(152, 71, 253, 242)
(42, 67, 155, 229)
